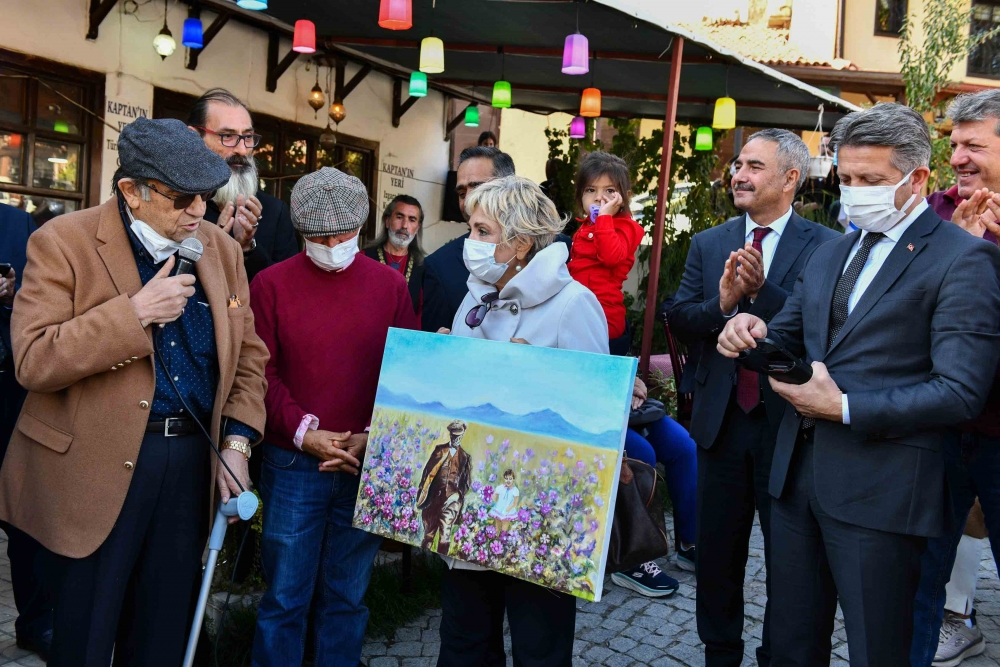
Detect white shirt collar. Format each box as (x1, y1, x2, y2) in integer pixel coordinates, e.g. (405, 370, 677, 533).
(861, 198, 928, 244)
(745, 207, 793, 239)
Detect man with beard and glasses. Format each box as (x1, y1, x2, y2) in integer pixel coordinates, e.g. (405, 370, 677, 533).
(188, 88, 299, 284)
(364, 195, 425, 321)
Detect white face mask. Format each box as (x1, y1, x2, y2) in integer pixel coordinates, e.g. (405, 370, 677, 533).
(126, 207, 182, 264)
(840, 170, 918, 233)
(305, 235, 359, 272)
(463, 238, 511, 284)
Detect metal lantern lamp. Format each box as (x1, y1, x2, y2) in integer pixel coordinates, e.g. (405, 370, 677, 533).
(152, 0, 176, 60)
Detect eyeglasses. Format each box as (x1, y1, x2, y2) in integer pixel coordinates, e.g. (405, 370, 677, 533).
(193, 126, 262, 148)
(465, 291, 499, 329)
(146, 183, 217, 210)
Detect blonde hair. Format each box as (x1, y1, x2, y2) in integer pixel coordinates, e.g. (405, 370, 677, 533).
(464, 175, 567, 254)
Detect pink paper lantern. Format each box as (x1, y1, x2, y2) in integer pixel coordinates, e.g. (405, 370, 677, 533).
(378, 0, 412, 30)
(292, 20, 316, 54)
(562, 33, 589, 75)
(570, 116, 586, 139)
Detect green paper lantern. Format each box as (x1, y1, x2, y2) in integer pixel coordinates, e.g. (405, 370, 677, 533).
(409, 72, 428, 98)
(464, 105, 480, 127)
(492, 81, 512, 109)
(694, 126, 713, 151)
(53, 120, 70, 134)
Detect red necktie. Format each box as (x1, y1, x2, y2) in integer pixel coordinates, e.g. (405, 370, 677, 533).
(735, 227, 772, 413)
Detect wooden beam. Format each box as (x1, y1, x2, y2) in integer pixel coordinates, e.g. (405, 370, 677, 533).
(342, 64, 372, 99)
(266, 32, 299, 93)
(446, 105, 472, 135)
(392, 78, 420, 128)
(186, 9, 231, 71)
(640, 36, 685, 381)
(87, 0, 118, 40)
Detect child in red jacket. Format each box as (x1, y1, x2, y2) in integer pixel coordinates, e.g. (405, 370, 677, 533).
(567, 152, 645, 355)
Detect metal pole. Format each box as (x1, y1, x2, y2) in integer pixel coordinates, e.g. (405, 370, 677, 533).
(639, 36, 685, 381)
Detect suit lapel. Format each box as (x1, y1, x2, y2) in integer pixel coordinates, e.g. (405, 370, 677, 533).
(195, 231, 231, 369)
(726, 214, 748, 255)
(765, 214, 812, 285)
(825, 211, 937, 357)
(95, 198, 143, 299)
(817, 232, 859, 360)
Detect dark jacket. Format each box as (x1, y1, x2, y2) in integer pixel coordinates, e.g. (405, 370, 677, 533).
(0, 204, 35, 457)
(668, 212, 840, 450)
(204, 190, 299, 284)
(767, 208, 1000, 538)
(363, 246, 424, 317)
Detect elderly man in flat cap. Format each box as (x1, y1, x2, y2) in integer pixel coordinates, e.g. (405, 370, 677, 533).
(249, 167, 417, 667)
(1, 116, 268, 665)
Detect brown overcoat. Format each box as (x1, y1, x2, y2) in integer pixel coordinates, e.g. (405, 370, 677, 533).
(2, 197, 268, 558)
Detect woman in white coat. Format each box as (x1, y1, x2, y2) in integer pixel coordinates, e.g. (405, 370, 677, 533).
(439, 175, 609, 667)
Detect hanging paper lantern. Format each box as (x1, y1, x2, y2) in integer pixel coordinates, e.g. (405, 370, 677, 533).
(569, 116, 586, 139)
(292, 20, 316, 54)
(409, 72, 428, 97)
(53, 120, 70, 134)
(562, 33, 589, 75)
(580, 88, 601, 118)
(712, 97, 736, 130)
(694, 126, 713, 151)
(492, 81, 512, 108)
(235, 0, 267, 10)
(182, 18, 203, 49)
(464, 105, 480, 127)
(378, 0, 412, 30)
(152, 25, 176, 59)
(419, 37, 445, 74)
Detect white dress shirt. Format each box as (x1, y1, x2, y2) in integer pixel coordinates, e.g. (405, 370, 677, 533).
(840, 198, 928, 424)
(745, 207, 793, 279)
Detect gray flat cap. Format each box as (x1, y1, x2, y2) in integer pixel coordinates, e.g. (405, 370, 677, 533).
(118, 117, 231, 194)
(291, 167, 369, 238)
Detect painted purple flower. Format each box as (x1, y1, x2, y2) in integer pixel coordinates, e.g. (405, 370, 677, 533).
(364, 485, 375, 498)
(570, 494, 583, 508)
(478, 461, 486, 472)
(362, 472, 371, 482)
(594, 497, 604, 507)
(362, 513, 373, 525)
(485, 525, 497, 538)
(400, 492, 411, 504)
(565, 447, 574, 458)
(483, 485, 495, 500)
(513, 450, 520, 460)
(587, 473, 599, 485)
(525, 448, 535, 460)
(410, 519, 420, 532)
(490, 541, 503, 555)
(540, 504, 552, 516)
(461, 542, 474, 555)
(486, 435, 495, 444)
(517, 509, 531, 522)
(547, 490, 559, 504)
(576, 460, 586, 471)
(536, 544, 548, 557)
(531, 520, 542, 530)
(574, 521, 584, 533)
(475, 532, 487, 545)
(533, 563, 544, 575)
(478, 508, 489, 522)
(589, 520, 599, 533)
(489, 474, 496, 483)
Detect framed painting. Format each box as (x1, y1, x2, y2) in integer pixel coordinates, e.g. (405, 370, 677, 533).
(353, 328, 637, 601)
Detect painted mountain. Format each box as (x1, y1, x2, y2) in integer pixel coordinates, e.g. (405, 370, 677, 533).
(375, 386, 622, 449)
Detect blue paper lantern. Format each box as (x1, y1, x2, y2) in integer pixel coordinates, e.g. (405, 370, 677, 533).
(182, 18, 203, 49)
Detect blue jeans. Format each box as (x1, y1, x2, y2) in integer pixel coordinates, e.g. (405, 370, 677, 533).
(252, 444, 383, 667)
(624, 416, 698, 545)
(911, 432, 1000, 667)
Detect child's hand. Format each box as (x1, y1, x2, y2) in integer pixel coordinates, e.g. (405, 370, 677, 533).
(598, 191, 623, 218)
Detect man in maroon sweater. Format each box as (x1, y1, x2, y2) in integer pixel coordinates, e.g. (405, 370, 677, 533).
(249, 167, 418, 667)
(912, 89, 1000, 667)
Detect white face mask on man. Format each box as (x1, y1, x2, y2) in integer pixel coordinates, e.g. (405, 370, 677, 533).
(840, 170, 918, 233)
(125, 206, 182, 264)
(463, 238, 511, 284)
(305, 235, 359, 272)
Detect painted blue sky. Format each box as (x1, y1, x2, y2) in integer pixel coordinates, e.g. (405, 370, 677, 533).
(377, 329, 636, 436)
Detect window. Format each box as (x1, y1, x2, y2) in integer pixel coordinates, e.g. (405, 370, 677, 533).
(0, 49, 104, 223)
(153, 89, 379, 245)
(874, 0, 907, 36)
(969, 1, 1000, 79)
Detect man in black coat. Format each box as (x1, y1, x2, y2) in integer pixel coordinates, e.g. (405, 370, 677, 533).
(188, 89, 299, 284)
(718, 103, 1000, 666)
(0, 202, 52, 658)
(365, 195, 425, 320)
(668, 129, 840, 667)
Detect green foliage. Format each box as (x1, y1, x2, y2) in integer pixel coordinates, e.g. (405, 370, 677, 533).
(363, 553, 446, 640)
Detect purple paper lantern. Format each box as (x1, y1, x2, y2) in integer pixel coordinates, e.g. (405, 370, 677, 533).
(570, 116, 586, 139)
(562, 33, 589, 75)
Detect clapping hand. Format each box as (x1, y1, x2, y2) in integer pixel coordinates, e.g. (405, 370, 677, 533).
(0, 265, 15, 307)
(952, 188, 1000, 238)
(218, 195, 262, 252)
(719, 243, 765, 313)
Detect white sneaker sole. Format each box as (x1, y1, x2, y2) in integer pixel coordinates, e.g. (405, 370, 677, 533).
(933, 636, 986, 667)
(610, 572, 677, 598)
(676, 555, 695, 572)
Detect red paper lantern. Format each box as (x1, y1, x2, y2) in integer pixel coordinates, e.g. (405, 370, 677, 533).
(378, 0, 412, 30)
(580, 88, 601, 118)
(293, 20, 316, 54)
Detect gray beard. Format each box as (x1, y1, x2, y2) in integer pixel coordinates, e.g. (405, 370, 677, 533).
(389, 231, 414, 249)
(214, 160, 260, 209)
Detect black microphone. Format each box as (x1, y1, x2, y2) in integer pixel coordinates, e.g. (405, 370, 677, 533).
(172, 238, 204, 277)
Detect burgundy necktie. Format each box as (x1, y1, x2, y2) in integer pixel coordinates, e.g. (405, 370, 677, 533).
(735, 226, 772, 413)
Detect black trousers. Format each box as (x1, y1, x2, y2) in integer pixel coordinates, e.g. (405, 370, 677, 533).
(770, 435, 925, 667)
(438, 567, 576, 667)
(696, 400, 774, 667)
(49, 432, 211, 667)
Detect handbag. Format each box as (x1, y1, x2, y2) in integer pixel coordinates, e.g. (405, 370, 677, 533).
(629, 398, 666, 428)
(607, 457, 670, 573)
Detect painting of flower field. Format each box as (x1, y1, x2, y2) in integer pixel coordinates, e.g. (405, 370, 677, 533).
(353, 329, 637, 601)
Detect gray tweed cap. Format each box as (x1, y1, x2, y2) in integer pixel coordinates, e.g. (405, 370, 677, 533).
(291, 167, 370, 237)
(117, 117, 231, 194)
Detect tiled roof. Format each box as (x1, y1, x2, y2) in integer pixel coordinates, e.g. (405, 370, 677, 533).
(681, 19, 853, 69)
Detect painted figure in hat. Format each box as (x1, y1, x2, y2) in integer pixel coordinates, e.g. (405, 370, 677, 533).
(416, 419, 473, 554)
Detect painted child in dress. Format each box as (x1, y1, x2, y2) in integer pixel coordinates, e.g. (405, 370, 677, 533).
(490, 469, 520, 533)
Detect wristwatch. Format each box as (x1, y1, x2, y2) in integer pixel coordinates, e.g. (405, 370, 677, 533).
(222, 439, 252, 460)
(243, 238, 257, 254)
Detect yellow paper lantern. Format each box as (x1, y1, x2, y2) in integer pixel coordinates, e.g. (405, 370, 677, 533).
(580, 88, 601, 118)
(712, 97, 736, 130)
(419, 37, 445, 74)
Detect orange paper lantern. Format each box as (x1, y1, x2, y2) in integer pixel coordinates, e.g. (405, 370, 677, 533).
(580, 87, 601, 118)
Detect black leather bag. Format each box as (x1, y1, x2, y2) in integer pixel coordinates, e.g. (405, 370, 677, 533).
(607, 458, 670, 573)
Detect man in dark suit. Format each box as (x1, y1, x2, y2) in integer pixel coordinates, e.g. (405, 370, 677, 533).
(0, 202, 52, 659)
(718, 103, 1000, 666)
(669, 129, 840, 667)
(416, 420, 472, 554)
(188, 88, 299, 284)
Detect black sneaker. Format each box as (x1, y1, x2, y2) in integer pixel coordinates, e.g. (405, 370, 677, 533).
(611, 561, 679, 597)
(676, 543, 696, 572)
